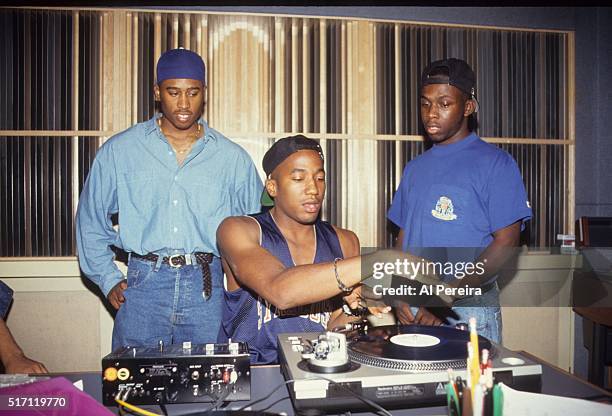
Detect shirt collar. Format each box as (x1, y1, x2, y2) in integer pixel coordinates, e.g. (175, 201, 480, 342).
(430, 132, 478, 156)
(145, 113, 216, 143)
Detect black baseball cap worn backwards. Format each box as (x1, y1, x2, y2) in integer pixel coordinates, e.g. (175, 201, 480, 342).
(421, 58, 479, 112)
(261, 135, 324, 206)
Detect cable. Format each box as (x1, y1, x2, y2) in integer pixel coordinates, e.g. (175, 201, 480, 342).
(115, 388, 162, 416)
(177, 385, 233, 416)
(235, 375, 390, 416)
(256, 395, 291, 413)
(313, 375, 392, 416)
(234, 379, 295, 411)
(115, 398, 162, 416)
(204, 385, 232, 413)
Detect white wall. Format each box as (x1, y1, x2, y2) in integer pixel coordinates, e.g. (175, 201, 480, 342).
(0, 253, 579, 372)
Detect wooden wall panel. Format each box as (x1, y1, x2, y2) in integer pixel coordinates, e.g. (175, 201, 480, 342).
(0, 8, 574, 255)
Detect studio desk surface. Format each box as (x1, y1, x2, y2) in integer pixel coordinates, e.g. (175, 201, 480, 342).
(55, 351, 610, 416)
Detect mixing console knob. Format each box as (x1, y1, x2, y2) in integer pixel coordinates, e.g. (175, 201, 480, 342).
(166, 390, 178, 402)
(205, 344, 214, 355)
(180, 372, 189, 385)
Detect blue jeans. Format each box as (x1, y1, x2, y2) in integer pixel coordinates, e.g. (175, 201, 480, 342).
(408, 282, 502, 344)
(446, 283, 502, 344)
(112, 255, 223, 350)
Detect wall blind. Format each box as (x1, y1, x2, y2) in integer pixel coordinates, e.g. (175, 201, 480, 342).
(0, 8, 574, 255)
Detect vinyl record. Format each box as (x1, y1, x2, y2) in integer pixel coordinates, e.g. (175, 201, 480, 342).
(348, 325, 492, 371)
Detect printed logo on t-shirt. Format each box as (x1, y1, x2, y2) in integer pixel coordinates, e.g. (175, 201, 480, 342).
(431, 196, 457, 221)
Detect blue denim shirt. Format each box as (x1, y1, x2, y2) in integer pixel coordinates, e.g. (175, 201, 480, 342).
(76, 115, 263, 297)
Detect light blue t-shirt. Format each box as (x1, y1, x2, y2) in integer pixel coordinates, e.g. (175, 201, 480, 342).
(388, 132, 532, 264)
(76, 115, 263, 297)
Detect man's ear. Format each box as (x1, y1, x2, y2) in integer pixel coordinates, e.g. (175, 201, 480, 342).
(464, 98, 476, 117)
(153, 84, 161, 101)
(266, 178, 278, 198)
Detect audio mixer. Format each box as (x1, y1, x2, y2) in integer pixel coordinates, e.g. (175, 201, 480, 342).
(102, 341, 250, 406)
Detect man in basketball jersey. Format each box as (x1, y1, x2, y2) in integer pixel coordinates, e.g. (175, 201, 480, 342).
(216, 135, 388, 364)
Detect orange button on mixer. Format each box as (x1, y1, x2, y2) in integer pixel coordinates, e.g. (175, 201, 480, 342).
(104, 367, 118, 381)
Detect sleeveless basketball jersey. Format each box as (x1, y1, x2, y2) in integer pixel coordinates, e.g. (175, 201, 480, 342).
(217, 211, 344, 364)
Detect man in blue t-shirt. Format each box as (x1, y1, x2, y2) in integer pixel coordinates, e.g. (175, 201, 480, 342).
(387, 58, 532, 343)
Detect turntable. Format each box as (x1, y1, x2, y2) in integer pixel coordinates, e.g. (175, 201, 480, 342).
(278, 325, 542, 413)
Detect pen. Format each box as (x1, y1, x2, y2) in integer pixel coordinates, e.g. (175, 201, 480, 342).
(481, 348, 489, 373)
(469, 317, 480, 399)
(456, 376, 464, 404)
(462, 386, 472, 416)
(466, 342, 473, 389)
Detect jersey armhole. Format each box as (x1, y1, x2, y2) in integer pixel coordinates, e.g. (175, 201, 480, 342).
(242, 215, 263, 246)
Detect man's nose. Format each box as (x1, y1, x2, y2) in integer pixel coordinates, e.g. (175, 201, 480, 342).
(177, 93, 190, 109)
(426, 105, 439, 119)
(305, 179, 319, 195)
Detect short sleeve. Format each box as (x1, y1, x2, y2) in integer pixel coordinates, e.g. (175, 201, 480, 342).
(234, 150, 264, 215)
(486, 153, 532, 233)
(387, 164, 410, 228)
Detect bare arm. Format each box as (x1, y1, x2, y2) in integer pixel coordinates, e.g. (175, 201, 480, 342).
(0, 320, 47, 374)
(219, 217, 439, 311)
(327, 226, 361, 329)
(393, 228, 442, 325)
(218, 217, 363, 310)
(395, 229, 405, 250)
(448, 221, 521, 289)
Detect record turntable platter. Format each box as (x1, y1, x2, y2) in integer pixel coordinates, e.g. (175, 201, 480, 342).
(348, 325, 493, 372)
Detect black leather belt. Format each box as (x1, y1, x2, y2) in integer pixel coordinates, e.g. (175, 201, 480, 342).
(131, 252, 214, 299)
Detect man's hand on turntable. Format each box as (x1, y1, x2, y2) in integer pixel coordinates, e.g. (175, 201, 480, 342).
(414, 306, 443, 326)
(395, 302, 442, 326)
(343, 285, 391, 318)
(107, 280, 127, 310)
(395, 302, 416, 324)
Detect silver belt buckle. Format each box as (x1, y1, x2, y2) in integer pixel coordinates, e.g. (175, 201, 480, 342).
(168, 254, 184, 268)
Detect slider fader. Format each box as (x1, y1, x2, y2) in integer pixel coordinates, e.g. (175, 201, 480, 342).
(102, 341, 250, 406)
